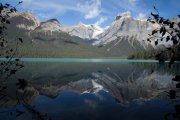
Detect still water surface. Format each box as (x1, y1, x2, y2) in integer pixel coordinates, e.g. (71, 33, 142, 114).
(0, 59, 180, 120)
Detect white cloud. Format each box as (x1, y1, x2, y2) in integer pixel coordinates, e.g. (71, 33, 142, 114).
(129, 0, 138, 6)
(135, 13, 146, 20)
(110, 0, 146, 16)
(20, 1, 71, 21)
(19, 0, 102, 20)
(111, 0, 139, 12)
(77, 0, 101, 19)
(21, 0, 32, 2)
(95, 17, 107, 26)
(110, 0, 149, 21)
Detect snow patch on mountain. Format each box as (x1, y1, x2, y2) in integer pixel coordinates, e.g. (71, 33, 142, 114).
(93, 12, 159, 48)
(61, 22, 104, 40)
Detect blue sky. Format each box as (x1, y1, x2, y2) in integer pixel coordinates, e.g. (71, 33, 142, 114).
(1, 0, 180, 28)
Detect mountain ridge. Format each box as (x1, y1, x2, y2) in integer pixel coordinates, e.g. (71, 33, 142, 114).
(3, 11, 170, 58)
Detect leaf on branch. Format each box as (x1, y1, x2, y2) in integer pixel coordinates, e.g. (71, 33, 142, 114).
(13, 8, 17, 12)
(10, 8, 14, 12)
(16, 79, 28, 90)
(170, 22, 174, 28)
(153, 6, 157, 10)
(159, 17, 163, 23)
(173, 39, 178, 45)
(166, 36, 170, 42)
(162, 28, 166, 36)
(5, 4, 10, 7)
(10, 49, 13, 52)
(150, 20, 155, 24)
(0, 42, 5, 47)
(178, 22, 180, 28)
(15, 59, 20, 61)
(172, 75, 180, 81)
(151, 12, 159, 19)
(163, 19, 170, 25)
(0, 4, 3, 13)
(18, 38, 23, 43)
(10, 70, 17, 74)
(19, 1, 23, 4)
(1, 18, 6, 23)
(160, 27, 164, 33)
(6, 20, 10, 24)
(171, 31, 174, 35)
(155, 40, 158, 46)
(3, 26, 7, 29)
(152, 30, 157, 35)
(169, 90, 176, 99)
(167, 47, 172, 51)
(177, 34, 180, 39)
(176, 83, 180, 88)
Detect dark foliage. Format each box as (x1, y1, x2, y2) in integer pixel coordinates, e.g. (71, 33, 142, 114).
(146, 6, 180, 120)
(147, 6, 180, 64)
(0, 2, 24, 80)
(0, 2, 51, 120)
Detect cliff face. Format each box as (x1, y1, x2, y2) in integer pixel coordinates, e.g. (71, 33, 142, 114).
(9, 12, 40, 30)
(93, 13, 158, 48)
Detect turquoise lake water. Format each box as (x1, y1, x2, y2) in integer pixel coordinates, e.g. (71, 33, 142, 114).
(0, 58, 178, 63)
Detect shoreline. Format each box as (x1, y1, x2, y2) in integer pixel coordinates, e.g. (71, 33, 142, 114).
(0, 58, 180, 63)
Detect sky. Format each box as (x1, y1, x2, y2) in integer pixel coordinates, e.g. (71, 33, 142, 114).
(1, 0, 180, 28)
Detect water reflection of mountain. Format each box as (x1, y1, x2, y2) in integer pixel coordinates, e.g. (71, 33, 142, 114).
(37, 71, 175, 104)
(1, 62, 178, 106)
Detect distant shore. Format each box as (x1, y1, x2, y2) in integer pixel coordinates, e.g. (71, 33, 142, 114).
(1, 58, 180, 63)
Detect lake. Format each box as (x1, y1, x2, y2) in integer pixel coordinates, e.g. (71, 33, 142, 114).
(0, 59, 180, 120)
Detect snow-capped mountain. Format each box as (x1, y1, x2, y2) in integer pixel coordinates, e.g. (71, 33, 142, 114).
(9, 11, 158, 47)
(7, 11, 177, 58)
(61, 22, 104, 40)
(93, 12, 159, 47)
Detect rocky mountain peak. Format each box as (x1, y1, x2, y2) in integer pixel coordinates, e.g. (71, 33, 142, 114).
(115, 15, 122, 21)
(60, 22, 104, 39)
(44, 18, 60, 24)
(77, 22, 89, 27)
(9, 12, 40, 30)
(115, 12, 132, 21)
(92, 12, 159, 48)
(35, 18, 61, 32)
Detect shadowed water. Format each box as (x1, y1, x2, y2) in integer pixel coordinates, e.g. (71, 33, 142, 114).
(0, 59, 180, 120)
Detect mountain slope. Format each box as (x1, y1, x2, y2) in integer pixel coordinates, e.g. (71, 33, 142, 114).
(9, 12, 40, 31)
(61, 23, 104, 40)
(2, 11, 165, 58)
(93, 13, 158, 46)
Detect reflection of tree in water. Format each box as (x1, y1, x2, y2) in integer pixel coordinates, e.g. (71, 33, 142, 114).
(0, 2, 51, 120)
(164, 75, 180, 120)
